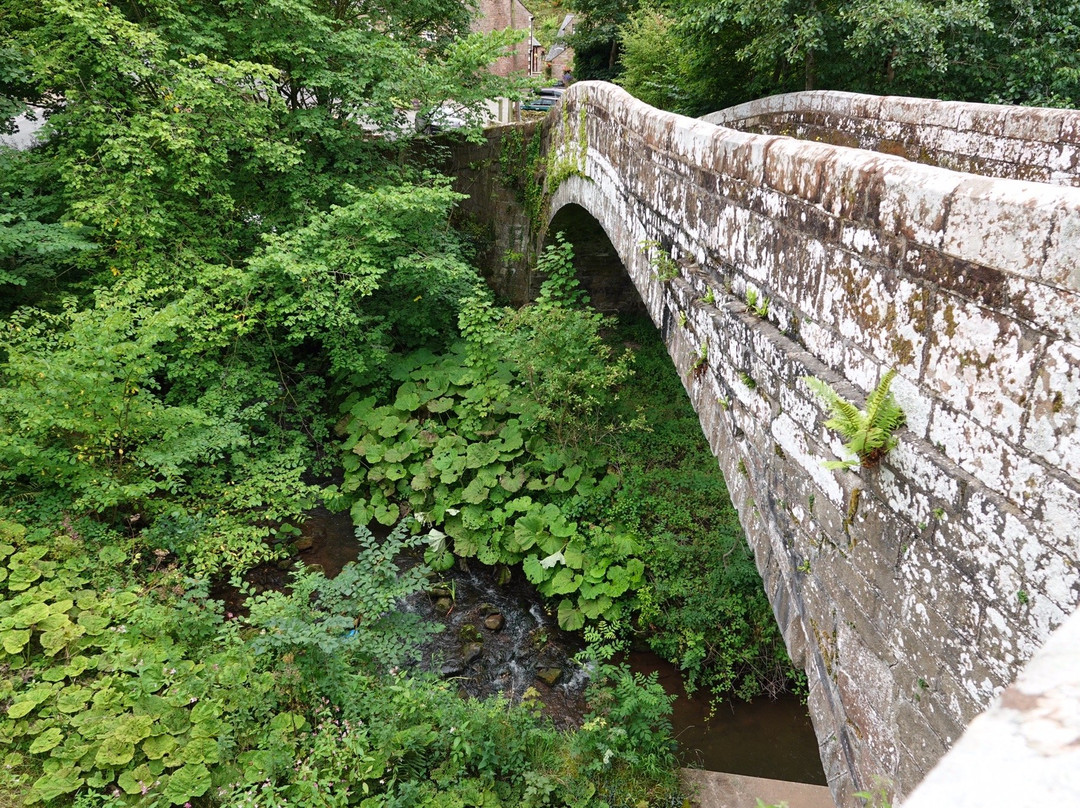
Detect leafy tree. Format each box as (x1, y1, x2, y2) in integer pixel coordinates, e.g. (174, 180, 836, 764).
(680, 0, 846, 94)
(567, 0, 640, 80)
(616, 4, 752, 115)
(0, 150, 96, 308)
(980, 0, 1080, 107)
(840, 0, 993, 90)
(612, 0, 1080, 111)
(0, 0, 525, 569)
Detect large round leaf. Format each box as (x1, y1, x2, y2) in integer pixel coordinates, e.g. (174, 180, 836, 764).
(118, 763, 158, 795)
(12, 602, 49, 627)
(557, 599, 585, 631)
(28, 727, 64, 754)
(465, 442, 499, 469)
(143, 734, 177, 760)
(7, 685, 52, 718)
(162, 762, 211, 804)
(95, 736, 135, 767)
(2, 628, 30, 655)
(508, 514, 546, 553)
(29, 767, 83, 803)
(181, 737, 220, 765)
(56, 687, 91, 714)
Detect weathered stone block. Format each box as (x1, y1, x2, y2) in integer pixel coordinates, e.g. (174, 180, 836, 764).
(879, 162, 961, 247)
(1002, 105, 1065, 142)
(924, 294, 1041, 444)
(943, 177, 1078, 281)
(928, 404, 1045, 509)
(1008, 275, 1080, 342)
(894, 702, 951, 785)
(816, 147, 898, 223)
(892, 664, 971, 746)
(884, 440, 962, 506)
(1023, 340, 1080, 478)
(935, 511, 1020, 595)
(874, 464, 934, 529)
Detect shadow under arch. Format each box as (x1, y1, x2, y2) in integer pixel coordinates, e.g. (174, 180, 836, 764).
(543, 203, 646, 316)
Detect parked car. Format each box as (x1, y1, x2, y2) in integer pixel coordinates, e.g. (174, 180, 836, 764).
(415, 105, 468, 134)
(522, 95, 557, 112)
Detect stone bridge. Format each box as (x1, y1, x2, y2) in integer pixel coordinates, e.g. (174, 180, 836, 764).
(446, 83, 1080, 805)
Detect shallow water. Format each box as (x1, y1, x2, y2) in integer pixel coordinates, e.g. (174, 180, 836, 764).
(628, 651, 826, 784)
(402, 561, 588, 729)
(218, 508, 825, 782)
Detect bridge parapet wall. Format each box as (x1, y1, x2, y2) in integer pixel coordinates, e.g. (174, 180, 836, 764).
(545, 81, 1080, 805)
(701, 90, 1080, 186)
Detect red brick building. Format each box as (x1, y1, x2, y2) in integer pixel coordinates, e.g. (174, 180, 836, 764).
(472, 1, 575, 120)
(473, 0, 540, 78)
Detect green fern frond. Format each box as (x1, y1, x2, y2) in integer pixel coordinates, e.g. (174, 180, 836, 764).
(803, 376, 841, 409)
(823, 399, 865, 439)
(865, 369, 905, 431)
(805, 376, 865, 440)
(857, 425, 890, 454)
(822, 459, 859, 470)
(803, 370, 905, 468)
(864, 369, 895, 417)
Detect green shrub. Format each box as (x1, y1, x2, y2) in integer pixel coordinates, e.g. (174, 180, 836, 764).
(339, 238, 645, 631)
(602, 317, 796, 701)
(0, 516, 680, 806)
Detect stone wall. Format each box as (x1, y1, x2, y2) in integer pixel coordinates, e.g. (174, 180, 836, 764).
(904, 606, 1080, 808)
(541, 82, 1080, 805)
(701, 90, 1080, 186)
(446, 82, 1080, 805)
(442, 122, 540, 303)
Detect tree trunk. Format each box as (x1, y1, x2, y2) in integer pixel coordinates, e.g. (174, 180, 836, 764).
(886, 46, 898, 84)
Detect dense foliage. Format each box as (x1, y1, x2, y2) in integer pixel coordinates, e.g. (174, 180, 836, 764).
(569, 0, 1080, 116)
(0, 0, 801, 804)
(0, 519, 678, 806)
(340, 239, 794, 699)
(341, 239, 645, 632)
(0, 1, 686, 805)
(605, 319, 792, 700)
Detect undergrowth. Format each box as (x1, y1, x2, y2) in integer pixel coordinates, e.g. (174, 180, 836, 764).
(0, 517, 680, 806)
(604, 316, 797, 701)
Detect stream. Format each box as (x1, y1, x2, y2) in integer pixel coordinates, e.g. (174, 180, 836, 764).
(221, 508, 826, 785)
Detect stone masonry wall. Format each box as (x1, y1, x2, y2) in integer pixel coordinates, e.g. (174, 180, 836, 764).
(536, 82, 1080, 806)
(442, 122, 540, 303)
(702, 91, 1080, 186)
(904, 606, 1080, 808)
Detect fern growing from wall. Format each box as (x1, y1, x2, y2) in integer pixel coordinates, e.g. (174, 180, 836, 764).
(804, 369, 905, 469)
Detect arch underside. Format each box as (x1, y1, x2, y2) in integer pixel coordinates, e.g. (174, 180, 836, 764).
(544, 203, 645, 315)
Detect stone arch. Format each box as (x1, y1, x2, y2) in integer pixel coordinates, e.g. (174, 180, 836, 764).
(449, 80, 1080, 805)
(543, 203, 645, 315)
